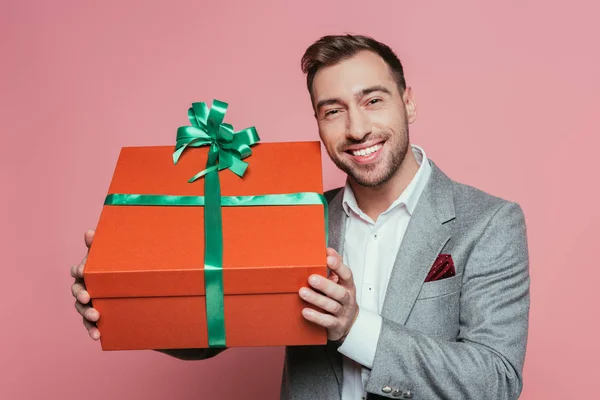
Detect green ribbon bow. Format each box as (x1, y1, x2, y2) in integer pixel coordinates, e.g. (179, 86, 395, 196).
(173, 100, 260, 183)
(104, 100, 327, 349)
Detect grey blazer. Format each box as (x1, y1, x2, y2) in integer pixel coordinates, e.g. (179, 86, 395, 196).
(161, 160, 530, 400)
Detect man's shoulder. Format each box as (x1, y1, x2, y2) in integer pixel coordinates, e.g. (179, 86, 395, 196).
(445, 172, 524, 222)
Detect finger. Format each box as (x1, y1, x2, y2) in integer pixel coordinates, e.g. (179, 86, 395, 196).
(299, 287, 343, 315)
(70, 263, 85, 279)
(327, 272, 339, 284)
(326, 248, 353, 283)
(84, 229, 95, 250)
(79, 262, 86, 278)
(75, 300, 100, 322)
(70, 264, 79, 279)
(308, 274, 350, 305)
(301, 307, 338, 329)
(71, 282, 91, 304)
(70, 263, 86, 279)
(83, 317, 101, 340)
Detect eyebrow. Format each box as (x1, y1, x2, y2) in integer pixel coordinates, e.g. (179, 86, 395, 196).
(315, 85, 392, 111)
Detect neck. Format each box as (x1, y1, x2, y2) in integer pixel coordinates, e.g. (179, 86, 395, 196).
(348, 147, 420, 221)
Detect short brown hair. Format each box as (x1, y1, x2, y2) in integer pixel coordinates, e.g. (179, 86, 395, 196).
(301, 34, 407, 99)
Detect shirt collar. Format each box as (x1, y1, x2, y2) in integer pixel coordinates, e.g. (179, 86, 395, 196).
(342, 144, 432, 218)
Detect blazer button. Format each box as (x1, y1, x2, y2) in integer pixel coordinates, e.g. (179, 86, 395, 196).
(392, 389, 403, 397)
(382, 386, 392, 394)
(403, 390, 413, 399)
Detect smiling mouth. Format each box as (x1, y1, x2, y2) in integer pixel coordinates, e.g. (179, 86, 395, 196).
(348, 143, 383, 157)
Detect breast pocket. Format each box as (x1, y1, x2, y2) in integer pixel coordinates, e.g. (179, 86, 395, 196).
(417, 273, 463, 300)
(407, 273, 463, 339)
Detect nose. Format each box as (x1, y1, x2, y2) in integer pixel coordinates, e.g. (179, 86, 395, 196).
(346, 105, 372, 141)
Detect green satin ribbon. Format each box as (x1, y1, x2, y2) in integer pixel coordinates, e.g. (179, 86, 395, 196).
(104, 192, 328, 240)
(105, 192, 328, 209)
(105, 100, 326, 348)
(173, 99, 261, 347)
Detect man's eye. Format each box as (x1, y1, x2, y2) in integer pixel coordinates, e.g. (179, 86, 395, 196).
(368, 98, 381, 105)
(325, 109, 339, 116)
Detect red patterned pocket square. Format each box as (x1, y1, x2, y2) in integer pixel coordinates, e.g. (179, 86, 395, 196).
(424, 254, 456, 283)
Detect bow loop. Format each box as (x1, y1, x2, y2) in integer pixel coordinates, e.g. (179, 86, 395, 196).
(190, 102, 210, 129)
(174, 100, 260, 183)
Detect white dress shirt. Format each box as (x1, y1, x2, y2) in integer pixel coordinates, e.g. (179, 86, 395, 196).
(337, 145, 432, 400)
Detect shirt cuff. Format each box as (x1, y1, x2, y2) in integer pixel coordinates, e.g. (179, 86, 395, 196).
(337, 307, 382, 369)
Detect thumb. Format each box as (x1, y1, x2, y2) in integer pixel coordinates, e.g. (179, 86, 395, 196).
(325, 247, 342, 263)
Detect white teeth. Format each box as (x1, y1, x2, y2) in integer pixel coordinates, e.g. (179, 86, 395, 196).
(352, 144, 382, 157)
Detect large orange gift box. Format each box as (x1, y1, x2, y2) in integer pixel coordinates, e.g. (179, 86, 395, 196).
(83, 100, 328, 351)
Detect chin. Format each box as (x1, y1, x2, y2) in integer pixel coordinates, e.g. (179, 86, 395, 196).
(351, 174, 389, 188)
(347, 165, 394, 188)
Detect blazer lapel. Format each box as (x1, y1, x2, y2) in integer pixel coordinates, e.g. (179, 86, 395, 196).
(327, 188, 347, 258)
(325, 188, 347, 390)
(381, 161, 456, 325)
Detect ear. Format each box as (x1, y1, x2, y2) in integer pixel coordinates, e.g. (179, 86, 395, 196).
(403, 87, 417, 124)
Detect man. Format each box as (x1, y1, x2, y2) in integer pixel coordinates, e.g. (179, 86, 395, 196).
(70, 34, 530, 399)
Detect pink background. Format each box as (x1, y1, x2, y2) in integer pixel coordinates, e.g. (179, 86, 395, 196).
(2, 0, 599, 398)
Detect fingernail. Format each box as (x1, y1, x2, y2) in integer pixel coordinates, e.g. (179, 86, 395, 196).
(309, 275, 319, 285)
(326, 256, 336, 266)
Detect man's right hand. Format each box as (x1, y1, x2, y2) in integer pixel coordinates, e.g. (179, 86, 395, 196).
(70, 229, 101, 340)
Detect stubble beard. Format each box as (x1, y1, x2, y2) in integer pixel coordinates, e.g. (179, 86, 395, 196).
(330, 121, 410, 188)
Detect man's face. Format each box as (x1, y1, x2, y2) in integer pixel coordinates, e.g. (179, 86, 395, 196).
(311, 50, 416, 188)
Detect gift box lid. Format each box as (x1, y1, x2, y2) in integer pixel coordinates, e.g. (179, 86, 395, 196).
(84, 141, 328, 299)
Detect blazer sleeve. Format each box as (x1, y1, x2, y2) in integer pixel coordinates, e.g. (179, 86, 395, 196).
(154, 348, 227, 361)
(365, 201, 530, 399)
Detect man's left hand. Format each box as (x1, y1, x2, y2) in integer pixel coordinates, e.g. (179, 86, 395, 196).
(299, 248, 359, 342)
